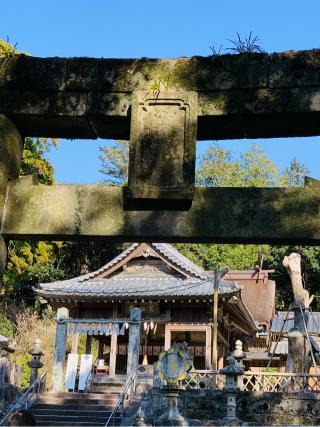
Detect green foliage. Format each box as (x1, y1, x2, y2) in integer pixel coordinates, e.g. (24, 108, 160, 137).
(280, 158, 310, 187)
(56, 241, 128, 279)
(99, 140, 129, 185)
(174, 243, 270, 271)
(21, 138, 57, 185)
(0, 39, 18, 81)
(4, 241, 65, 296)
(196, 145, 243, 187)
(15, 353, 31, 388)
(196, 143, 282, 188)
(0, 313, 15, 338)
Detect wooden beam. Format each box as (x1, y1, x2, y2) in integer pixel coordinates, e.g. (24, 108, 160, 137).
(109, 333, 117, 377)
(3, 179, 320, 244)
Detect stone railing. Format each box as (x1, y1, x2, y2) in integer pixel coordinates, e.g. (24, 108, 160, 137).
(181, 370, 320, 392)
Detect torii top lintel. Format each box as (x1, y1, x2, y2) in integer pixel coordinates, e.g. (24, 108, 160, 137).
(2, 49, 320, 201)
(2, 49, 320, 140)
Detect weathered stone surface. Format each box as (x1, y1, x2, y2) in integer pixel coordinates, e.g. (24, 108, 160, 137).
(127, 90, 197, 200)
(52, 307, 69, 392)
(127, 308, 141, 376)
(0, 50, 319, 139)
(0, 115, 23, 283)
(270, 49, 320, 88)
(2, 55, 67, 91)
(64, 55, 269, 92)
(0, 115, 23, 180)
(140, 389, 320, 425)
(3, 180, 320, 244)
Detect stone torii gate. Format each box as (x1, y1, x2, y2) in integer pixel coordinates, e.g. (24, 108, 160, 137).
(1, 49, 320, 282)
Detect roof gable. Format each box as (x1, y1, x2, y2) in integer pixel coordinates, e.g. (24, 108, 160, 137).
(66, 243, 208, 283)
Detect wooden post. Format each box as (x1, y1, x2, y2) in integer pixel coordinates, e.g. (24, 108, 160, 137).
(164, 324, 171, 350)
(126, 308, 141, 376)
(109, 333, 117, 376)
(52, 307, 69, 392)
(205, 325, 212, 369)
(85, 335, 92, 354)
(212, 269, 219, 371)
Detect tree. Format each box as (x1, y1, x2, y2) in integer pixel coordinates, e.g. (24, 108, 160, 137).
(196, 143, 281, 188)
(21, 138, 57, 185)
(99, 140, 129, 185)
(280, 158, 310, 187)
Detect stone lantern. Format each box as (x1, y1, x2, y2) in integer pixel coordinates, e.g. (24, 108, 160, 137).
(219, 355, 244, 426)
(233, 340, 244, 368)
(27, 338, 44, 385)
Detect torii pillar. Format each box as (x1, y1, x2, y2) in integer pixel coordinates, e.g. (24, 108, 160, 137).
(127, 308, 141, 377)
(0, 115, 24, 283)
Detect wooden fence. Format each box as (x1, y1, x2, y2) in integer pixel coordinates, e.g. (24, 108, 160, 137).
(182, 370, 320, 392)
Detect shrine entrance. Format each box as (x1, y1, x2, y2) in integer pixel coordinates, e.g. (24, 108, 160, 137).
(164, 324, 212, 369)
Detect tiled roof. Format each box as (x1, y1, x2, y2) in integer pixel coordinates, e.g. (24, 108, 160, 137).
(271, 311, 320, 334)
(270, 340, 289, 355)
(54, 243, 208, 284)
(72, 243, 140, 283)
(152, 243, 208, 279)
(36, 276, 239, 299)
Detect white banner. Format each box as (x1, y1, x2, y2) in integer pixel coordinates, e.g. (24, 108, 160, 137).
(78, 354, 92, 391)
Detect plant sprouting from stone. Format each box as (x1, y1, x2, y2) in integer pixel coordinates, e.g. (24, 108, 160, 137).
(0, 38, 18, 81)
(149, 72, 170, 97)
(226, 32, 265, 54)
(209, 44, 223, 56)
(209, 32, 265, 56)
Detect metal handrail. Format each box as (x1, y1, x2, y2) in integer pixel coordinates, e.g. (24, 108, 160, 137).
(83, 366, 94, 392)
(0, 372, 46, 426)
(104, 372, 137, 427)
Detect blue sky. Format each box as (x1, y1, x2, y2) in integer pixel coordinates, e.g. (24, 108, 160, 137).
(2, 1, 320, 183)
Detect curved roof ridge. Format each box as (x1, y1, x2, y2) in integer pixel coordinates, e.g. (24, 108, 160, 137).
(39, 242, 208, 287)
(77, 243, 139, 282)
(151, 243, 208, 279)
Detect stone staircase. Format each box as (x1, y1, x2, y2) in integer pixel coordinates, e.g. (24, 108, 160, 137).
(31, 381, 124, 426)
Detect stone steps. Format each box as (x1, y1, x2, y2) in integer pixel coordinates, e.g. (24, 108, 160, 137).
(35, 402, 118, 409)
(32, 408, 112, 417)
(31, 387, 123, 426)
(38, 396, 120, 405)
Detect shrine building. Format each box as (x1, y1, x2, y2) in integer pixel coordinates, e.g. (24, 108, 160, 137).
(36, 243, 258, 376)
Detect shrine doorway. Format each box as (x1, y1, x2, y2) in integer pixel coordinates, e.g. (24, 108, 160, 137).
(164, 324, 212, 369)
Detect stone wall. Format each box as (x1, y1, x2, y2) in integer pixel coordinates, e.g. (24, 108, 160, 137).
(135, 389, 320, 426)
